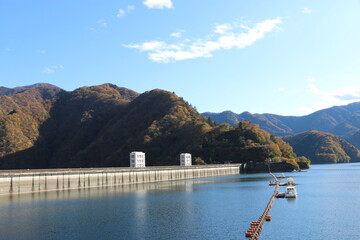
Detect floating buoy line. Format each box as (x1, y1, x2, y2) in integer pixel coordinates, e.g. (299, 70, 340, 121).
(245, 161, 298, 239)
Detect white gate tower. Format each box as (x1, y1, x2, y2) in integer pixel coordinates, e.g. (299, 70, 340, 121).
(130, 152, 146, 168)
(180, 153, 192, 166)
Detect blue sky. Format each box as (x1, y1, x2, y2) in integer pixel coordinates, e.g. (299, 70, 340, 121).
(2, 0, 360, 116)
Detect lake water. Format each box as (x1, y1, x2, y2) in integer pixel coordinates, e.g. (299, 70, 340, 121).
(1, 163, 360, 240)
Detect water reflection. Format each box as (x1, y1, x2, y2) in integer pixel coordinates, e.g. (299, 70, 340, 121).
(1, 174, 268, 204)
(0, 172, 309, 240)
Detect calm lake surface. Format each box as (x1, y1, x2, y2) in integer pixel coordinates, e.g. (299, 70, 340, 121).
(1, 163, 360, 240)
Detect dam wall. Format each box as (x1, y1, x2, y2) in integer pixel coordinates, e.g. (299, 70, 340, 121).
(0, 164, 241, 195)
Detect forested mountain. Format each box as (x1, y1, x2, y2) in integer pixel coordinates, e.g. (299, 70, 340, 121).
(0, 83, 62, 97)
(0, 83, 308, 170)
(203, 103, 360, 144)
(348, 131, 360, 149)
(0, 84, 65, 158)
(283, 131, 360, 164)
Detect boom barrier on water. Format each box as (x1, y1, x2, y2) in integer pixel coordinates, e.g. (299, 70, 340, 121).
(245, 172, 279, 239)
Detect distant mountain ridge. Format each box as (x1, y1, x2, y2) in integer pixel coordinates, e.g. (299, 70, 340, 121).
(0, 83, 62, 97)
(202, 103, 360, 147)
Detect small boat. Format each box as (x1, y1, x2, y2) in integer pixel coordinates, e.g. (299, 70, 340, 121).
(276, 192, 285, 198)
(270, 182, 287, 186)
(285, 186, 297, 198)
(277, 173, 286, 178)
(269, 181, 277, 186)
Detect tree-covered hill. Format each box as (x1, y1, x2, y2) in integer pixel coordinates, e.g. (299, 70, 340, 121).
(0, 84, 65, 158)
(196, 121, 310, 169)
(0, 83, 308, 170)
(283, 130, 360, 164)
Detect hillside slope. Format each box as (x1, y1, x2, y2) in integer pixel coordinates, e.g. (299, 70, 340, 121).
(283, 131, 360, 164)
(0, 84, 65, 158)
(0, 83, 308, 170)
(347, 130, 360, 149)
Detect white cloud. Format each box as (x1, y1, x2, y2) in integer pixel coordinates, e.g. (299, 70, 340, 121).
(43, 67, 54, 74)
(170, 30, 184, 38)
(302, 8, 313, 14)
(278, 88, 286, 92)
(308, 82, 320, 95)
(42, 65, 64, 74)
(214, 24, 232, 34)
(116, 9, 125, 18)
(143, 0, 173, 9)
(92, 5, 135, 32)
(116, 5, 135, 18)
(126, 41, 169, 51)
(125, 17, 282, 63)
(299, 77, 360, 114)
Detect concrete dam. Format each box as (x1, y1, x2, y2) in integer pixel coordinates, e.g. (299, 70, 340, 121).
(0, 164, 241, 195)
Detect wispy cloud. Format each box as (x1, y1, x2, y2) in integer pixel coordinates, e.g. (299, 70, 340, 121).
(127, 5, 135, 11)
(214, 24, 232, 34)
(90, 5, 135, 32)
(299, 77, 360, 114)
(89, 19, 108, 32)
(98, 19, 107, 28)
(302, 8, 313, 14)
(125, 17, 282, 63)
(116, 5, 135, 18)
(306, 77, 320, 94)
(143, 0, 173, 9)
(278, 87, 286, 92)
(42, 65, 64, 74)
(170, 30, 184, 38)
(116, 9, 126, 18)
